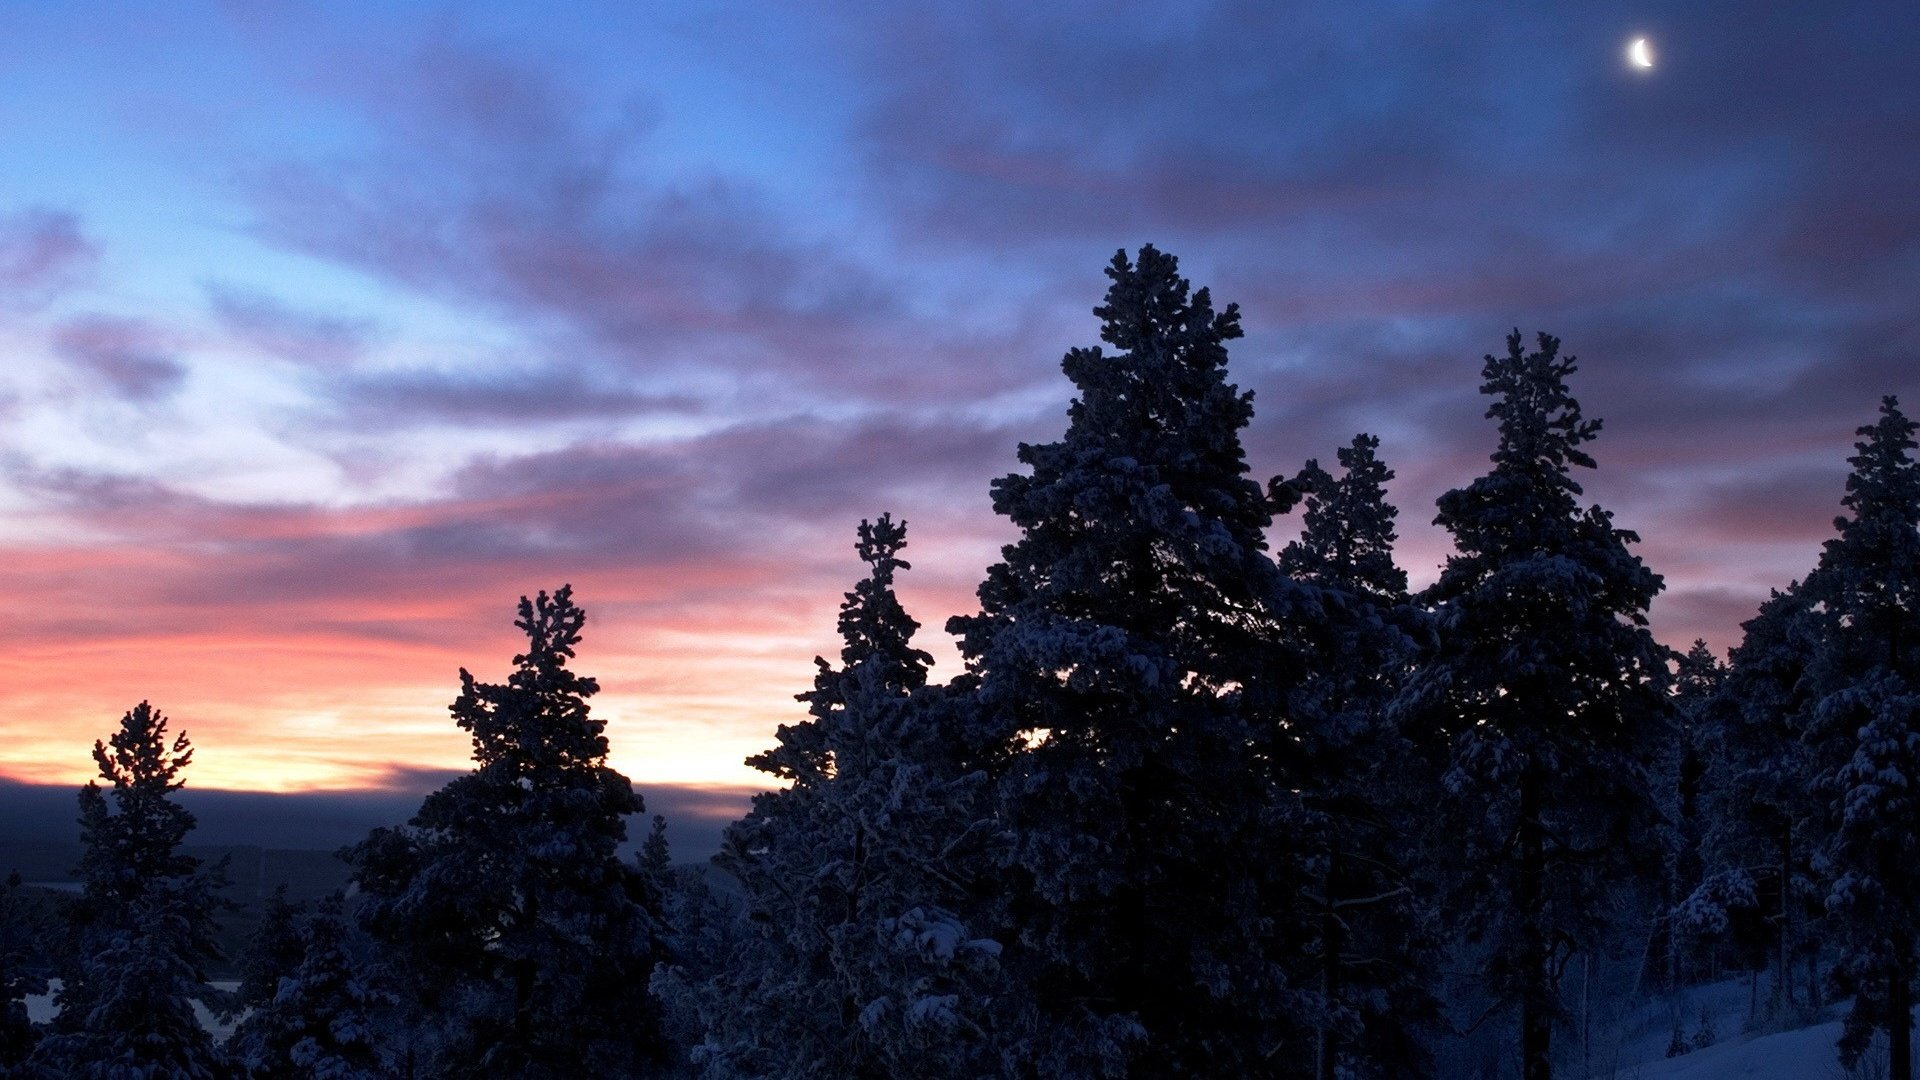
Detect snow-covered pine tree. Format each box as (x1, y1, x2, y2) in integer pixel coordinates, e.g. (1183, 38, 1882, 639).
(1651, 641, 1722, 989)
(0, 873, 47, 1075)
(658, 515, 999, 1079)
(1687, 584, 1824, 1016)
(1278, 434, 1441, 1080)
(344, 586, 674, 1079)
(1671, 641, 1723, 825)
(947, 246, 1319, 1077)
(1279, 434, 1408, 604)
(233, 887, 305, 1019)
(1801, 398, 1920, 1078)
(32, 702, 231, 1080)
(227, 894, 392, 1080)
(1397, 331, 1669, 1080)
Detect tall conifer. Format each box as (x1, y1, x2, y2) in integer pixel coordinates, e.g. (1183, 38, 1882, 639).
(345, 587, 672, 1078)
(1688, 585, 1824, 1016)
(1281, 434, 1440, 1080)
(33, 703, 230, 1080)
(949, 246, 1318, 1077)
(1399, 331, 1668, 1080)
(1804, 398, 1920, 1077)
(661, 515, 998, 1079)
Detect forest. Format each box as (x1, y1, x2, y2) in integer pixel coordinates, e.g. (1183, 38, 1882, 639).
(2, 245, 1917, 1080)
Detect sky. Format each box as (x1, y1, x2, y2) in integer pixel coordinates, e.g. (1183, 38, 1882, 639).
(0, 1, 1916, 827)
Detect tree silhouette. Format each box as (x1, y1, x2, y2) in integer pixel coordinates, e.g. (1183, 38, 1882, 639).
(33, 702, 230, 1080)
(1400, 331, 1669, 1080)
(346, 587, 673, 1078)
(949, 246, 1320, 1077)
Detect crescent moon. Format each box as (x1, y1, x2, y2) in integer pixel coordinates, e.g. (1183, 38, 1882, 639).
(1628, 37, 1654, 69)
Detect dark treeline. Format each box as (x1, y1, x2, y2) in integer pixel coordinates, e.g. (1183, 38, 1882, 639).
(2, 246, 1917, 1079)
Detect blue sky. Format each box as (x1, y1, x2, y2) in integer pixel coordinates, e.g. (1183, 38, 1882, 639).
(0, 0, 1915, 804)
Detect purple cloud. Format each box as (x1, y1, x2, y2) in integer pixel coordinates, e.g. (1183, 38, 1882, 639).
(205, 283, 377, 368)
(319, 364, 703, 427)
(243, 34, 1051, 409)
(51, 315, 187, 401)
(0, 208, 97, 305)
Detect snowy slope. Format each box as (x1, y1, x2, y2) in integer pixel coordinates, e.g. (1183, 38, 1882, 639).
(1611, 1019, 1859, 1080)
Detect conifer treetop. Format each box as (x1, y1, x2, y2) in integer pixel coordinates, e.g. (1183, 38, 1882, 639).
(92, 700, 194, 798)
(957, 244, 1287, 701)
(996, 244, 1272, 546)
(757, 514, 933, 786)
(79, 702, 200, 905)
(1837, 396, 1919, 525)
(833, 513, 932, 691)
(1281, 432, 1406, 604)
(1482, 328, 1599, 488)
(1818, 396, 1920, 624)
(454, 584, 612, 782)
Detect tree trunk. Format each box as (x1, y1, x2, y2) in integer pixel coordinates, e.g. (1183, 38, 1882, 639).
(1581, 952, 1591, 1079)
(1806, 943, 1820, 1009)
(1777, 828, 1795, 1010)
(1318, 846, 1341, 1080)
(1893, 956, 1913, 1080)
(1519, 769, 1553, 1080)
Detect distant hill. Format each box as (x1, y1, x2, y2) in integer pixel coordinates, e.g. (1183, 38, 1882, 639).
(0, 774, 752, 885)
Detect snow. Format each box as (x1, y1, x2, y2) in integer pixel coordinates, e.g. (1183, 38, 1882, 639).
(24, 978, 242, 1040)
(1610, 1019, 1853, 1079)
(1582, 974, 1899, 1080)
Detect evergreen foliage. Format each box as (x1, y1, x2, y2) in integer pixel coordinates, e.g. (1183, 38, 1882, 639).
(947, 246, 1319, 1077)
(1687, 584, 1824, 1010)
(21, 247, 1920, 1080)
(1280, 434, 1441, 1079)
(233, 887, 305, 1019)
(228, 895, 392, 1080)
(659, 515, 999, 1079)
(32, 702, 230, 1080)
(1279, 434, 1408, 604)
(344, 587, 674, 1079)
(1650, 641, 1721, 989)
(1398, 331, 1669, 1080)
(0, 874, 47, 1075)
(1801, 398, 1920, 1076)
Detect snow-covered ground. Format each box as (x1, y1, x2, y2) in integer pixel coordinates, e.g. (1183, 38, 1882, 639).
(1595, 975, 1899, 1080)
(1611, 1018, 1858, 1080)
(22, 970, 1899, 1076)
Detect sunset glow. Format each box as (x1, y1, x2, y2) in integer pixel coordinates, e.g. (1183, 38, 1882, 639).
(1, 2, 1914, 815)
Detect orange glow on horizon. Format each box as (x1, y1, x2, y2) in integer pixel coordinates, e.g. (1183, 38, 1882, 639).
(0, 515, 991, 797)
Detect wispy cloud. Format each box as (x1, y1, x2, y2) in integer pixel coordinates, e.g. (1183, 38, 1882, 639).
(51, 315, 187, 401)
(0, 208, 97, 307)
(0, 0, 1914, 801)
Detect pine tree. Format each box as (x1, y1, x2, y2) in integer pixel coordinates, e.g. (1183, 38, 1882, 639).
(1279, 434, 1440, 1079)
(0, 873, 47, 1075)
(1803, 398, 1920, 1078)
(659, 515, 999, 1079)
(227, 894, 392, 1080)
(32, 702, 231, 1080)
(1397, 331, 1669, 1080)
(1672, 641, 1724, 825)
(1279, 434, 1408, 604)
(947, 246, 1318, 1077)
(233, 887, 306, 1018)
(1687, 585, 1823, 1016)
(1652, 641, 1722, 989)
(344, 586, 674, 1079)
